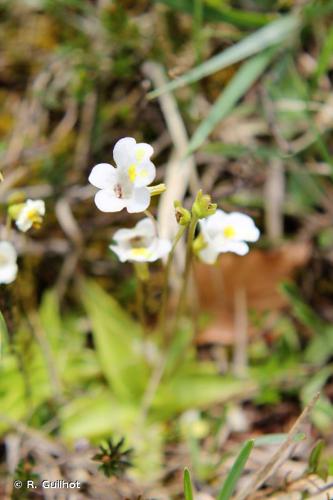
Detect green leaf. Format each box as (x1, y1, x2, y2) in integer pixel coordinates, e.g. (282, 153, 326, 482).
(301, 366, 333, 431)
(204, 0, 275, 28)
(308, 440, 325, 474)
(187, 49, 276, 153)
(154, 373, 257, 417)
(81, 280, 148, 400)
(313, 24, 333, 85)
(148, 15, 300, 98)
(154, 0, 274, 28)
(280, 282, 324, 333)
(254, 432, 305, 447)
(203, 142, 281, 160)
(183, 468, 194, 500)
(0, 310, 9, 357)
(60, 391, 137, 439)
(39, 291, 62, 352)
(217, 439, 254, 500)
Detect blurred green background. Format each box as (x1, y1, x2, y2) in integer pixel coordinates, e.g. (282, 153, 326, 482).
(0, 0, 333, 498)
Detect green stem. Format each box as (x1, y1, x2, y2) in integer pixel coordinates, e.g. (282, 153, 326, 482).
(133, 263, 148, 331)
(194, 0, 204, 63)
(174, 216, 199, 326)
(159, 225, 186, 342)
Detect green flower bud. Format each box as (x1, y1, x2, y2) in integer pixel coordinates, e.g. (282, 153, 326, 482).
(7, 191, 25, 206)
(192, 190, 217, 219)
(8, 203, 24, 220)
(174, 201, 191, 226)
(148, 183, 166, 197)
(192, 233, 207, 256)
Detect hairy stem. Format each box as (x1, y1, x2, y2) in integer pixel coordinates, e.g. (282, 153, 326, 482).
(133, 262, 148, 331)
(174, 216, 199, 326)
(159, 225, 186, 343)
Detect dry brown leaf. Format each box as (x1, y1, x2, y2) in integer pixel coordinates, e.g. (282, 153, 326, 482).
(194, 242, 311, 344)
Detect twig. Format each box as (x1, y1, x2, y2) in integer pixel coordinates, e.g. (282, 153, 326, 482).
(236, 392, 320, 500)
(264, 157, 285, 242)
(232, 287, 248, 377)
(142, 62, 200, 274)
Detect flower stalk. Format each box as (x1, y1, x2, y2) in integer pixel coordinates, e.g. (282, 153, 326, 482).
(174, 214, 199, 324)
(133, 262, 149, 330)
(159, 224, 186, 343)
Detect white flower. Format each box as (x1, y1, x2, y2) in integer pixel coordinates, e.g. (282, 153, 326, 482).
(16, 199, 45, 232)
(110, 218, 171, 263)
(89, 137, 156, 213)
(199, 209, 260, 264)
(0, 241, 18, 284)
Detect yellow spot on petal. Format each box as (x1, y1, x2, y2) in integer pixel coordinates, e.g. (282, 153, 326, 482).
(27, 209, 38, 221)
(139, 168, 147, 177)
(130, 247, 150, 258)
(135, 147, 145, 163)
(26, 209, 43, 228)
(223, 225, 236, 239)
(128, 164, 137, 182)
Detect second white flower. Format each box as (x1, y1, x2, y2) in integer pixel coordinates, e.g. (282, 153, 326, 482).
(110, 218, 171, 263)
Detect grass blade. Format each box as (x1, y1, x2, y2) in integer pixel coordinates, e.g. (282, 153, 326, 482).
(204, 0, 275, 28)
(183, 468, 194, 500)
(0, 310, 9, 358)
(313, 24, 333, 85)
(217, 439, 254, 500)
(254, 432, 305, 446)
(155, 0, 274, 28)
(148, 15, 299, 98)
(187, 49, 276, 154)
(308, 439, 325, 474)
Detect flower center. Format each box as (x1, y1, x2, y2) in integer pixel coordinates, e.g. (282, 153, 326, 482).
(130, 248, 150, 258)
(0, 254, 9, 266)
(128, 164, 137, 183)
(26, 208, 42, 223)
(114, 184, 123, 198)
(130, 235, 146, 248)
(223, 225, 236, 239)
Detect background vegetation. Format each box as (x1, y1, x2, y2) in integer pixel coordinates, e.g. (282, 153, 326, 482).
(0, 0, 333, 498)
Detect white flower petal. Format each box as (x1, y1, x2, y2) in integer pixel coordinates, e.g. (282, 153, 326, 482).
(15, 199, 46, 233)
(206, 209, 227, 228)
(227, 213, 260, 242)
(135, 143, 154, 163)
(0, 242, 18, 284)
(132, 160, 156, 187)
(26, 199, 45, 215)
(219, 241, 249, 255)
(109, 244, 129, 262)
(135, 218, 156, 237)
(16, 217, 32, 232)
(89, 163, 117, 189)
(0, 241, 17, 262)
(112, 228, 135, 243)
(153, 239, 172, 260)
(94, 190, 127, 212)
(126, 187, 150, 213)
(113, 137, 136, 169)
(199, 244, 219, 264)
(0, 263, 18, 284)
